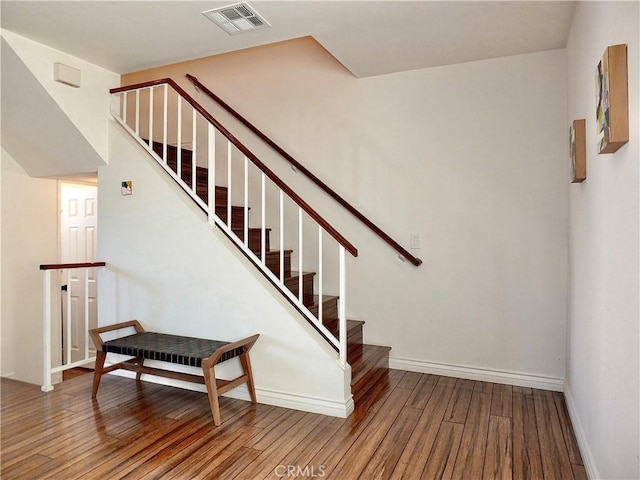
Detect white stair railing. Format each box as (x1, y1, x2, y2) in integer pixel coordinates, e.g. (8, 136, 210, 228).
(110, 79, 357, 366)
(40, 262, 105, 392)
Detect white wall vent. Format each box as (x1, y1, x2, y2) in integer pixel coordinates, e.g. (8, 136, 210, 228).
(202, 3, 270, 35)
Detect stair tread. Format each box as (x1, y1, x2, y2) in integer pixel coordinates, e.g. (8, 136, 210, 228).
(214, 204, 246, 210)
(287, 271, 316, 278)
(347, 319, 365, 328)
(324, 318, 364, 345)
(310, 294, 338, 303)
(232, 227, 272, 233)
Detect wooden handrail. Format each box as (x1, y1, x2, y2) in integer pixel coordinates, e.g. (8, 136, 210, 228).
(111, 79, 357, 258)
(40, 262, 106, 270)
(186, 74, 423, 267)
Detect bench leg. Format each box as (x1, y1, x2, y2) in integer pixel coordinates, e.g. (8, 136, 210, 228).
(92, 351, 106, 398)
(202, 363, 222, 426)
(240, 353, 257, 404)
(135, 358, 144, 381)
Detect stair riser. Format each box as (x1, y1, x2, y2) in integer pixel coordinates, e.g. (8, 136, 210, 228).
(234, 229, 271, 254)
(265, 251, 292, 278)
(196, 185, 227, 206)
(215, 207, 245, 230)
(309, 297, 338, 322)
(352, 358, 389, 403)
(324, 320, 363, 349)
(285, 274, 315, 306)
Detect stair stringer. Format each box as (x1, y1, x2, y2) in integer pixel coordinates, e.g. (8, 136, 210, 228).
(97, 123, 353, 418)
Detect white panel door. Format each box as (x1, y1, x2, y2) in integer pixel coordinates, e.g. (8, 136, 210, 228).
(60, 183, 98, 363)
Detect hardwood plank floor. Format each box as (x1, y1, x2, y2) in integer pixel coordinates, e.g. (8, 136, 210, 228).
(1, 371, 584, 479)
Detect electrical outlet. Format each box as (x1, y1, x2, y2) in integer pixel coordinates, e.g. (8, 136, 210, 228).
(411, 232, 421, 249)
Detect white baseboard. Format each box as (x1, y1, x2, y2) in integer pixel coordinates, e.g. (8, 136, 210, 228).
(389, 356, 564, 392)
(108, 370, 353, 418)
(563, 382, 598, 480)
(1, 372, 15, 379)
(226, 387, 354, 418)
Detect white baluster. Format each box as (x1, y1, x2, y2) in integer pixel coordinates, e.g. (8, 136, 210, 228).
(177, 96, 182, 179)
(318, 227, 323, 323)
(227, 141, 232, 229)
(244, 156, 249, 247)
(135, 89, 140, 136)
(207, 124, 216, 225)
(261, 173, 266, 263)
(163, 84, 168, 163)
(298, 207, 303, 303)
(149, 87, 154, 148)
(65, 269, 72, 366)
(279, 190, 284, 283)
(122, 92, 128, 125)
(192, 109, 197, 191)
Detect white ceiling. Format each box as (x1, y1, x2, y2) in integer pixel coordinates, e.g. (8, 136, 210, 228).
(1, 1, 576, 78)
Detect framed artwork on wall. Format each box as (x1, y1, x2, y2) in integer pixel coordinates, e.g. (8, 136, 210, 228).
(570, 119, 586, 183)
(595, 44, 629, 154)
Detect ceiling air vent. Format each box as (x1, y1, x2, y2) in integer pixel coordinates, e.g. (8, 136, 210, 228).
(202, 3, 270, 35)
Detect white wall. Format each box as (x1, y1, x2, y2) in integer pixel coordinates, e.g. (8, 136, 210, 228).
(97, 125, 351, 416)
(566, 2, 640, 479)
(124, 39, 569, 389)
(0, 148, 58, 384)
(1, 30, 119, 165)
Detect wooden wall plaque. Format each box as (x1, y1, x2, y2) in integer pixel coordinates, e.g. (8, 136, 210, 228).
(571, 119, 586, 183)
(596, 44, 629, 154)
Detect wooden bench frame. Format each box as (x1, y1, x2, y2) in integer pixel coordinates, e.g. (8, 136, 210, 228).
(90, 320, 259, 426)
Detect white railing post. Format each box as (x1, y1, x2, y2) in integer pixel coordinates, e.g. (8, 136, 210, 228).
(41, 270, 53, 392)
(339, 246, 347, 366)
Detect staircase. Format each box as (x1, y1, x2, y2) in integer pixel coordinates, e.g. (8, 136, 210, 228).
(111, 79, 391, 406)
(158, 141, 390, 402)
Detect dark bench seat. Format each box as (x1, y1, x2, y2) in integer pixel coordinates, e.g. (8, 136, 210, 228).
(90, 320, 259, 426)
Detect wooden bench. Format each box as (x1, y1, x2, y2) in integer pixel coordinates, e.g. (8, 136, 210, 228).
(90, 320, 259, 425)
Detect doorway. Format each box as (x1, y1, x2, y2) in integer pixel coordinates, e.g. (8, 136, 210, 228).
(59, 181, 98, 365)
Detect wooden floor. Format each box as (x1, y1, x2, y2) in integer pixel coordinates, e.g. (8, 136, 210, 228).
(1, 370, 586, 480)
